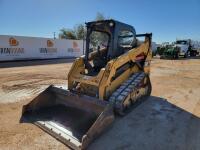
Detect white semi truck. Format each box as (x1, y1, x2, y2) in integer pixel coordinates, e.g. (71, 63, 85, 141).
(175, 39, 198, 57)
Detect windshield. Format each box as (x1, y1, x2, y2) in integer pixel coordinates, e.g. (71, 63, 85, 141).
(89, 31, 109, 53)
(176, 41, 187, 45)
(118, 30, 135, 47)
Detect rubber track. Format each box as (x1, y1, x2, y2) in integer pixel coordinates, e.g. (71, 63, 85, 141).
(109, 72, 145, 114)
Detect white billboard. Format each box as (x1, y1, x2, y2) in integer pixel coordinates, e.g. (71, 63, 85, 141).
(0, 35, 83, 61)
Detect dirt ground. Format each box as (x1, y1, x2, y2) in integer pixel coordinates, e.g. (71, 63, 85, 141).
(0, 57, 200, 150)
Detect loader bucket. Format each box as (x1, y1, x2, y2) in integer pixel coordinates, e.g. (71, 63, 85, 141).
(20, 85, 114, 150)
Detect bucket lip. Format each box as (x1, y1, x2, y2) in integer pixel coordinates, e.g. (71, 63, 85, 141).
(34, 120, 83, 150)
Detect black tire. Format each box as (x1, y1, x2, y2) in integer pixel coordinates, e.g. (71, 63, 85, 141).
(187, 51, 191, 57)
(184, 54, 187, 58)
(193, 50, 197, 57)
(145, 75, 152, 96)
(184, 52, 188, 58)
(175, 51, 179, 59)
(173, 54, 176, 59)
(173, 47, 180, 59)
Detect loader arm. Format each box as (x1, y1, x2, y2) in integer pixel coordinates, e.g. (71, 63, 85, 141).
(99, 33, 152, 99)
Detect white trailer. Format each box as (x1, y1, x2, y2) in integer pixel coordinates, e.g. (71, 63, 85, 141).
(0, 35, 84, 61)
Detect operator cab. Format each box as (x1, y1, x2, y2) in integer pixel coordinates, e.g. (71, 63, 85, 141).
(176, 40, 189, 45)
(85, 19, 137, 75)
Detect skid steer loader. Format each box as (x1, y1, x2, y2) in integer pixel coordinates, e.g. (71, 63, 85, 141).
(20, 19, 152, 150)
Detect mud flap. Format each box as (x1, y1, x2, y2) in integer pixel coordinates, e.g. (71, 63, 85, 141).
(20, 85, 114, 150)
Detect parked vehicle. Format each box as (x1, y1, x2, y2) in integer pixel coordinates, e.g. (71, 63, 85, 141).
(175, 39, 198, 58)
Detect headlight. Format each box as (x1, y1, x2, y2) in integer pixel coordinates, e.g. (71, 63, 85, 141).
(109, 22, 114, 27)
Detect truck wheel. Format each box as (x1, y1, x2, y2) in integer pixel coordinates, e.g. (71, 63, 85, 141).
(175, 53, 179, 59)
(188, 51, 191, 57)
(184, 51, 188, 58)
(193, 51, 197, 57)
(184, 54, 187, 58)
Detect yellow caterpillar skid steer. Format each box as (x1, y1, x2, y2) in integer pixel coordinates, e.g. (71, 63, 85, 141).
(21, 19, 152, 150)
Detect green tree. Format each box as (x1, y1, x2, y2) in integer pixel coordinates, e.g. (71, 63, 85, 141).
(74, 24, 86, 40)
(59, 12, 107, 40)
(95, 12, 105, 21)
(59, 28, 76, 39)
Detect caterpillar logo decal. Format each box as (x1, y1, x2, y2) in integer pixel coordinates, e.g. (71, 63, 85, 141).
(9, 37, 19, 46)
(73, 41, 78, 49)
(40, 40, 57, 54)
(0, 37, 24, 55)
(47, 40, 54, 47)
(68, 41, 80, 52)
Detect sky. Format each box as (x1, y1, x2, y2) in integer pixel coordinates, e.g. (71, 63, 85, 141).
(0, 0, 199, 43)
